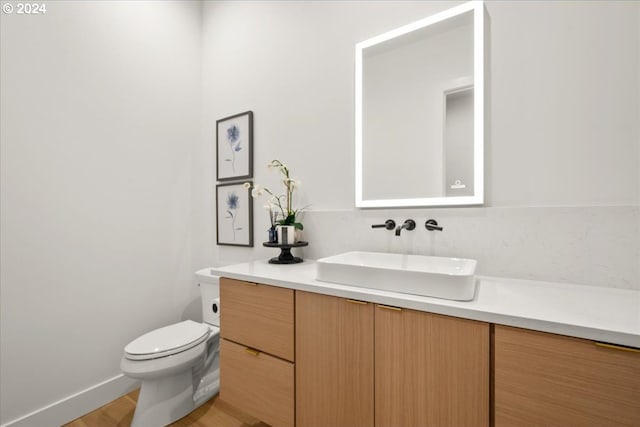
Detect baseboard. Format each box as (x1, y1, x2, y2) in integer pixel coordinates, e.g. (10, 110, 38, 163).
(1, 374, 139, 427)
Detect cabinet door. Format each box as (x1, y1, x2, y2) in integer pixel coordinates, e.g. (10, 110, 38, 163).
(375, 305, 489, 427)
(296, 291, 374, 427)
(220, 277, 294, 361)
(220, 339, 294, 427)
(494, 325, 640, 427)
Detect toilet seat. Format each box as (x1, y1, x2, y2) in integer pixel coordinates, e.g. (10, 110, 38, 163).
(125, 320, 210, 361)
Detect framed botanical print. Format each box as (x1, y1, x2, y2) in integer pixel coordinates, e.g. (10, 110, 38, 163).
(216, 182, 253, 247)
(216, 111, 253, 181)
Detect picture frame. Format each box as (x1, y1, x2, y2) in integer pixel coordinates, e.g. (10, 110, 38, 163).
(216, 111, 253, 181)
(216, 182, 253, 247)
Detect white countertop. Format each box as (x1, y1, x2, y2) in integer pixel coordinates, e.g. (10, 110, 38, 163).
(207, 260, 640, 348)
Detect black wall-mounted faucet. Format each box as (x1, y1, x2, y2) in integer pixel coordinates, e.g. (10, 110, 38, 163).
(395, 219, 416, 236)
(371, 219, 396, 230)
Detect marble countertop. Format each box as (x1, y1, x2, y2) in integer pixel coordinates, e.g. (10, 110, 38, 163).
(205, 260, 640, 348)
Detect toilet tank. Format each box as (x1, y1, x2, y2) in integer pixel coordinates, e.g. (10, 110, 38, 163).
(196, 268, 220, 327)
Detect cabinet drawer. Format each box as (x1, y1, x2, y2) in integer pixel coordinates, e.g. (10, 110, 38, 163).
(220, 277, 294, 361)
(220, 339, 294, 427)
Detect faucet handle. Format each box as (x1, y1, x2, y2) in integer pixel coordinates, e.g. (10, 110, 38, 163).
(403, 219, 416, 230)
(425, 219, 443, 231)
(372, 219, 396, 230)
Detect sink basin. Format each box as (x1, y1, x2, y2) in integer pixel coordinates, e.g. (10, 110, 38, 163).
(316, 251, 477, 301)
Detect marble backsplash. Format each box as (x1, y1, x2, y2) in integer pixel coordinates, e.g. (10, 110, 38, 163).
(261, 206, 639, 290)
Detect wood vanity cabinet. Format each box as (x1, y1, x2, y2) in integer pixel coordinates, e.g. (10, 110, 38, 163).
(494, 325, 640, 427)
(219, 278, 295, 427)
(295, 291, 489, 427)
(296, 291, 374, 427)
(219, 277, 639, 427)
(375, 304, 490, 427)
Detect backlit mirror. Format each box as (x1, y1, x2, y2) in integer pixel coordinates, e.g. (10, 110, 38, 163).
(355, 1, 484, 207)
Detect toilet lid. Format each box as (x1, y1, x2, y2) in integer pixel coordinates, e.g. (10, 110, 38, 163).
(124, 320, 210, 361)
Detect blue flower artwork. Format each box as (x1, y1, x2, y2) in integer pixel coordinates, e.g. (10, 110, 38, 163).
(227, 125, 240, 144)
(225, 190, 243, 241)
(226, 191, 239, 210)
(216, 111, 252, 181)
(225, 123, 242, 173)
(217, 181, 253, 247)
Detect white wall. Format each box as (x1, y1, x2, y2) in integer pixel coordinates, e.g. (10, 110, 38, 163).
(0, 1, 201, 424)
(490, 1, 638, 207)
(199, 0, 639, 289)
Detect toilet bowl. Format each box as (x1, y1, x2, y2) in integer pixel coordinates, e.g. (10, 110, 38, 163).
(121, 271, 221, 427)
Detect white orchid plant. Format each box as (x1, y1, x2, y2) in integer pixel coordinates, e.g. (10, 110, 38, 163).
(247, 160, 305, 230)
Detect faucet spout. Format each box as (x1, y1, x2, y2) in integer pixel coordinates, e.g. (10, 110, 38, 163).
(395, 219, 416, 236)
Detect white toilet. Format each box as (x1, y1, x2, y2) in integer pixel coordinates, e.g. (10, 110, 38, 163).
(121, 270, 221, 427)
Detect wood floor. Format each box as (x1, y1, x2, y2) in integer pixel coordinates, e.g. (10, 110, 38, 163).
(63, 389, 269, 427)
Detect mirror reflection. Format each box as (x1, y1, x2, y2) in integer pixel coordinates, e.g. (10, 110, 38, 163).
(356, 1, 484, 207)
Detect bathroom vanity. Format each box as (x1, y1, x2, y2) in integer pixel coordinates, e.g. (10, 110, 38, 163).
(210, 261, 640, 427)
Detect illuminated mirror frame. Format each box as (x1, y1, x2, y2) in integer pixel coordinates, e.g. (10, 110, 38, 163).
(355, 1, 484, 208)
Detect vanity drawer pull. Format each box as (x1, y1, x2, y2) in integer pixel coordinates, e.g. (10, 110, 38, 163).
(378, 304, 402, 312)
(245, 347, 261, 356)
(594, 342, 640, 353)
(346, 299, 368, 305)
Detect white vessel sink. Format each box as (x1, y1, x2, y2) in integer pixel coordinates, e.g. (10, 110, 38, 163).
(316, 251, 477, 301)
